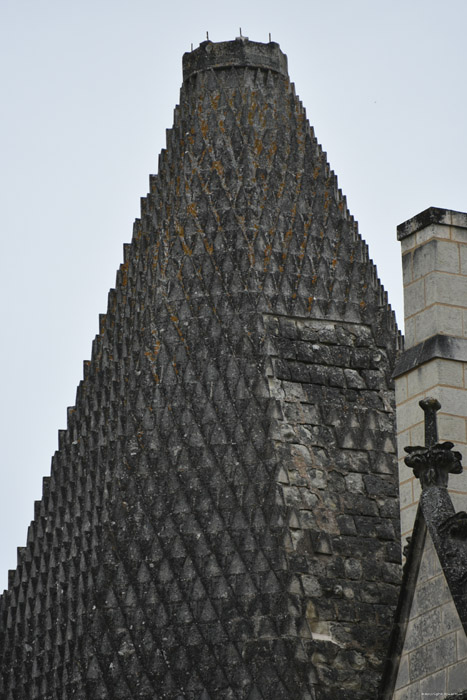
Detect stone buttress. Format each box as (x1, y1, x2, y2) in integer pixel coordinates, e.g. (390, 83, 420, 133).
(0, 39, 401, 699)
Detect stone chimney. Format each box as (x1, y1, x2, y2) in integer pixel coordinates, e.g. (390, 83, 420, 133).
(395, 207, 467, 538)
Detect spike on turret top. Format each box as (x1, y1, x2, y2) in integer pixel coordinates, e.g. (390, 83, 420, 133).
(0, 39, 401, 699)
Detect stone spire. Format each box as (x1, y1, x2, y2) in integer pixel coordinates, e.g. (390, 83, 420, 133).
(0, 38, 401, 699)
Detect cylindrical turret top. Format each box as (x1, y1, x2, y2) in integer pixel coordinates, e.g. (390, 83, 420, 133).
(182, 38, 289, 81)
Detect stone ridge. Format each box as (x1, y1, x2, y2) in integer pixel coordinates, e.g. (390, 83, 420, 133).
(0, 43, 401, 699)
(183, 38, 289, 81)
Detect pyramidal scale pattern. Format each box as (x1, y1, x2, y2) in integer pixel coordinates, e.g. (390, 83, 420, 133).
(0, 40, 402, 699)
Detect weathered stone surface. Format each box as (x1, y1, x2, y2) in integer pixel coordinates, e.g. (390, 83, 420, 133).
(0, 38, 401, 699)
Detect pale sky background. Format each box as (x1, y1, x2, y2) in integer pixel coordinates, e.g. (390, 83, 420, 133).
(1, 0, 466, 590)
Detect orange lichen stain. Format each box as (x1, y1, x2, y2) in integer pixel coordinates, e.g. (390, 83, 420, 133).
(219, 119, 225, 134)
(172, 360, 179, 376)
(313, 166, 320, 180)
(254, 137, 263, 156)
(279, 265, 284, 274)
(120, 261, 129, 287)
(182, 241, 193, 256)
(170, 315, 178, 323)
(210, 94, 220, 110)
(292, 292, 297, 299)
(187, 202, 197, 217)
(204, 239, 214, 255)
(200, 119, 208, 139)
(312, 275, 317, 285)
(332, 258, 337, 268)
(360, 300, 366, 308)
(212, 160, 224, 176)
(263, 243, 273, 271)
(307, 296, 314, 312)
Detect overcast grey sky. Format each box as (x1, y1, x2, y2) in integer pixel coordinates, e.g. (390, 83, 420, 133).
(1, 0, 466, 589)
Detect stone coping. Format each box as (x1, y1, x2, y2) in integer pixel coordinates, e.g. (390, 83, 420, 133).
(397, 207, 467, 241)
(183, 38, 289, 81)
(393, 334, 467, 378)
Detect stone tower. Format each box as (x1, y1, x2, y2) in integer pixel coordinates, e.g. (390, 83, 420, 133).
(0, 39, 401, 699)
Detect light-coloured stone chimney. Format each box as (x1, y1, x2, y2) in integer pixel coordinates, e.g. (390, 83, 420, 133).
(395, 207, 467, 538)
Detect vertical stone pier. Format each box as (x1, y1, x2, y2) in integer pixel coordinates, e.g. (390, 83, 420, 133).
(395, 207, 467, 538)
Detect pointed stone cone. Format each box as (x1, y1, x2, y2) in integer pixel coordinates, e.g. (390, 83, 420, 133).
(0, 38, 401, 699)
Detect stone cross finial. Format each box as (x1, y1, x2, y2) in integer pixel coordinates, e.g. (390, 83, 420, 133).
(420, 396, 441, 447)
(404, 397, 463, 489)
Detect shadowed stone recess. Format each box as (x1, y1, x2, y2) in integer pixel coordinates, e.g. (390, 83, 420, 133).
(0, 39, 401, 699)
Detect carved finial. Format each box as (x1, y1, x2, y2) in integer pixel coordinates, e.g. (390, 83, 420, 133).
(404, 398, 463, 489)
(419, 396, 441, 447)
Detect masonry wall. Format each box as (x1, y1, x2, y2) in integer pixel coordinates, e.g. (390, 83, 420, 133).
(394, 533, 467, 699)
(0, 39, 402, 700)
(395, 209, 467, 541)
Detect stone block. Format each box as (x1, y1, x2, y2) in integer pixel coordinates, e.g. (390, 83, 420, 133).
(418, 222, 451, 243)
(397, 430, 411, 460)
(415, 305, 463, 342)
(441, 600, 463, 636)
(395, 375, 408, 404)
(399, 480, 413, 509)
(450, 491, 467, 512)
(409, 422, 425, 447)
(402, 251, 413, 284)
(418, 536, 440, 583)
(400, 503, 418, 536)
(437, 385, 467, 418)
(457, 628, 467, 660)
(401, 232, 417, 254)
(437, 358, 465, 387)
(397, 397, 428, 433)
(394, 681, 421, 700)
(450, 224, 467, 243)
(419, 668, 446, 695)
(412, 240, 436, 279)
(447, 658, 467, 693)
(404, 278, 425, 318)
(438, 414, 466, 444)
(395, 654, 409, 689)
(412, 478, 421, 502)
(447, 469, 467, 493)
(411, 574, 450, 617)
(412, 307, 440, 344)
(460, 243, 467, 275)
(437, 239, 461, 272)
(404, 606, 442, 651)
(398, 460, 414, 485)
(404, 316, 416, 348)
(409, 633, 456, 680)
(425, 270, 467, 307)
(406, 362, 438, 399)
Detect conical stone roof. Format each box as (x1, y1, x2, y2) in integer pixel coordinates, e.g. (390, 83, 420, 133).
(0, 39, 401, 699)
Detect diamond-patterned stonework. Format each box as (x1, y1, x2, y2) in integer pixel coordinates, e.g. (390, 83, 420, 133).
(0, 39, 401, 699)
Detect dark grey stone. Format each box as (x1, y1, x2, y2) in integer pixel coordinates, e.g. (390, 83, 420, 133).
(0, 38, 401, 700)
